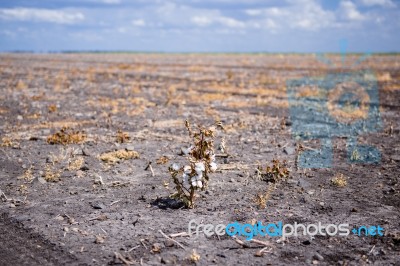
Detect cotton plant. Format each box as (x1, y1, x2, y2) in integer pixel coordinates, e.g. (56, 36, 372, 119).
(169, 120, 221, 208)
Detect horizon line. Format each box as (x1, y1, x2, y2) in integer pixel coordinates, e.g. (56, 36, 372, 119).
(1, 50, 400, 55)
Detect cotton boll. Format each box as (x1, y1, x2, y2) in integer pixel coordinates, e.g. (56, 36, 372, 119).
(194, 173, 202, 181)
(184, 165, 191, 174)
(191, 180, 197, 187)
(209, 162, 217, 172)
(195, 162, 205, 172)
(196, 180, 203, 188)
(195, 168, 203, 177)
(182, 145, 194, 155)
(182, 173, 188, 183)
(210, 154, 216, 162)
(171, 163, 180, 171)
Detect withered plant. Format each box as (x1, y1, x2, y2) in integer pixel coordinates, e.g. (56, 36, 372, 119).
(47, 127, 86, 145)
(253, 184, 274, 209)
(331, 173, 347, 187)
(253, 159, 290, 209)
(168, 120, 220, 208)
(256, 159, 290, 183)
(116, 130, 131, 143)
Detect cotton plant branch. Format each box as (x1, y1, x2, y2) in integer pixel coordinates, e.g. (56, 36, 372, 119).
(168, 120, 222, 208)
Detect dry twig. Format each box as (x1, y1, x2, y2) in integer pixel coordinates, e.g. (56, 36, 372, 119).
(114, 252, 135, 265)
(169, 232, 191, 238)
(250, 238, 274, 247)
(145, 162, 155, 177)
(232, 236, 250, 248)
(159, 230, 186, 250)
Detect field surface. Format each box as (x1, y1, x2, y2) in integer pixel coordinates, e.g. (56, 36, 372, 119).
(0, 53, 399, 265)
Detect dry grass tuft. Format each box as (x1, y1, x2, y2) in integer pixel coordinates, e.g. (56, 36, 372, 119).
(17, 184, 28, 194)
(16, 80, 27, 90)
(1, 136, 13, 147)
(331, 173, 347, 187)
(156, 156, 169, 165)
(193, 92, 227, 102)
(253, 185, 274, 209)
(68, 157, 84, 171)
(350, 149, 361, 161)
(377, 72, 392, 82)
(47, 127, 86, 145)
(253, 160, 289, 209)
(44, 164, 61, 182)
(48, 104, 57, 113)
(100, 149, 140, 165)
(116, 130, 131, 143)
(48, 147, 76, 165)
(18, 167, 34, 183)
(256, 159, 290, 183)
(189, 249, 201, 262)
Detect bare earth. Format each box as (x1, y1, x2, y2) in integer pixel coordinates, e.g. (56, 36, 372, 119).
(0, 53, 399, 265)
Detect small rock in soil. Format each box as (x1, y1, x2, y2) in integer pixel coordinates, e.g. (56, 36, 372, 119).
(298, 178, 311, 188)
(161, 256, 171, 264)
(80, 165, 89, 171)
(14, 215, 31, 222)
(284, 147, 295, 155)
(152, 243, 161, 253)
(126, 145, 135, 151)
(164, 239, 175, 247)
(91, 202, 106, 209)
(38, 177, 47, 184)
(95, 235, 105, 244)
(313, 252, 324, 261)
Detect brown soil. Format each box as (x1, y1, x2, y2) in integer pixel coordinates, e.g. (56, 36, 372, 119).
(0, 53, 399, 265)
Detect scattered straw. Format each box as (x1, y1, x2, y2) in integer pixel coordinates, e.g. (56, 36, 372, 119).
(156, 156, 169, 165)
(68, 157, 84, 171)
(100, 149, 139, 165)
(189, 249, 200, 262)
(331, 173, 347, 187)
(47, 127, 86, 145)
(44, 164, 61, 182)
(116, 130, 131, 143)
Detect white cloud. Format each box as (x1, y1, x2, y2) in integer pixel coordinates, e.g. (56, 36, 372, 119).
(244, 0, 384, 31)
(69, 31, 102, 41)
(0, 30, 16, 38)
(191, 13, 245, 28)
(132, 19, 146, 26)
(0, 8, 84, 24)
(191, 16, 213, 26)
(117, 27, 126, 33)
(102, 0, 121, 4)
(264, 18, 277, 29)
(0, 0, 398, 52)
(340, 1, 367, 21)
(293, 2, 336, 29)
(246, 7, 289, 17)
(191, 15, 245, 28)
(245, 9, 262, 16)
(217, 16, 245, 28)
(245, 1, 336, 31)
(359, 0, 396, 7)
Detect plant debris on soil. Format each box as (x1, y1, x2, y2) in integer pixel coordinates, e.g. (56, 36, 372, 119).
(0, 53, 399, 265)
(47, 127, 86, 145)
(99, 149, 140, 165)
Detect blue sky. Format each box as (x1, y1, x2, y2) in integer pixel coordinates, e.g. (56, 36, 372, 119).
(0, 0, 399, 52)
